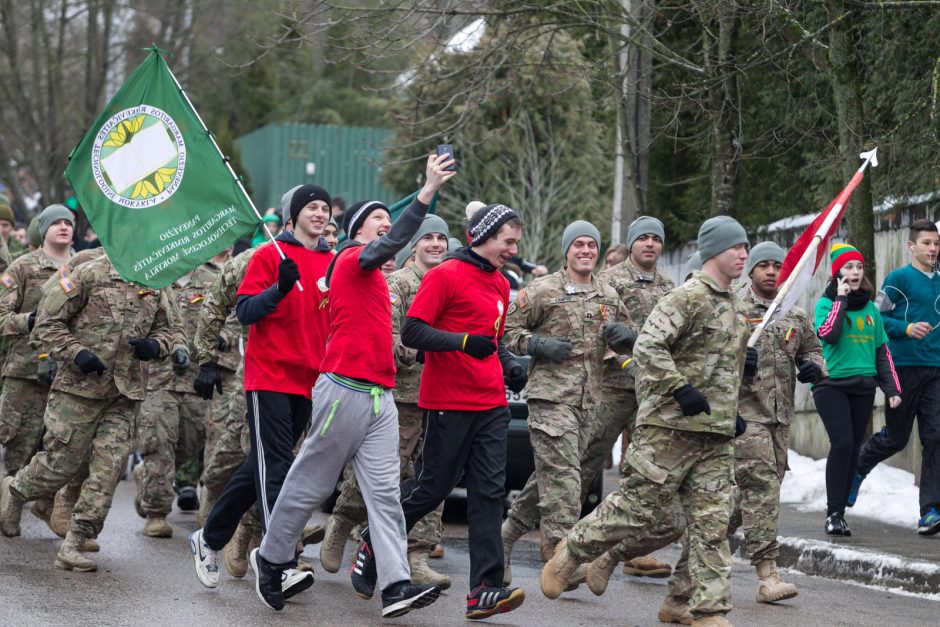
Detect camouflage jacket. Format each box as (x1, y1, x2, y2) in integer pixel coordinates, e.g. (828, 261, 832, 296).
(148, 262, 221, 393)
(0, 249, 69, 379)
(193, 248, 255, 372)
(599, 257, 674, 391)
(634, 271, 749, 436)
(0, 235, 11, 274)
(31, 255, 182, 401)
(387, 264, 425, 405)
(504, 269, 625, 410)
(736, 285, 827, 425)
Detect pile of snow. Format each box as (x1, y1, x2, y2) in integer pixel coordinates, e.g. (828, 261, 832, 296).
(781, 450, 921, 528)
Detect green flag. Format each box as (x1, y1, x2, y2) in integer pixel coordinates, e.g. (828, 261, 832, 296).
(65, 48, 258, 288)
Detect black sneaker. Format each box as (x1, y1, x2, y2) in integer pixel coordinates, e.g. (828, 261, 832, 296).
(177, 486, 199, 511)
(381, 581, 440, 618)
(350, 539, 377, 599)
(824, 513, 852, 537)
(250, 548, 285, 611)
(466, 584, 526, 620)
(282, 568, 315, 600)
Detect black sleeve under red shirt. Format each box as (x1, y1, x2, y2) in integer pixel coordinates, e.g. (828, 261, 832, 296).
(406, 258, 509, 411)
(236, 240, 332, 398)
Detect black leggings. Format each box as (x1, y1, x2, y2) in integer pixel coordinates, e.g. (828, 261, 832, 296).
(813, 384, 875, 516)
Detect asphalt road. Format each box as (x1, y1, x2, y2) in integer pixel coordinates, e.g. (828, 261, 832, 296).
(0, 478, 937, 626)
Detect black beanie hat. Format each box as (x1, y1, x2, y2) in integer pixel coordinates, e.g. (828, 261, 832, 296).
(344, 200, 391, 239)
(289, 184, 332, 225)
(468, 204, 519, 247)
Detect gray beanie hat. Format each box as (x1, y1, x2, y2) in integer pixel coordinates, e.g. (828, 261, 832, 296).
(746, 241, 785, 276)
(627, 216, 666, 250)
(397, 214, 450, 267)
(37, 204, 75, 241)
(280, 185, 302, 225)
(562, 220, 602, 257)
(448, 237, 463, 252)
(697, 216, 748, 262)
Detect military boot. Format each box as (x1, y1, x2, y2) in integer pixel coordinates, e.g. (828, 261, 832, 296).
(224, 521, 251, 578)
(81, 537, 100, 552)
(500, 518, 526, 586)
(0, 475, 25, 537)
(301, 522, 326, 546)
(623, 553, 673, 578)
(755, 560, 798, 603)
(144, 515, 173, 538)
(539, 538, 580, 599)
(658, 595, 693, 625)
(132, 463, 146, 518)
(690, 615, 732, 627)
(319, 516, 352, 573)
(55, 531, 98, 572)
(408, 550, 451, 590)
(565, 563, 588, 592)
(429, 543, 444, 559)
(586, 551, 618, 596)
(31, 495, 54, 524)
(50, 484, 81, 538)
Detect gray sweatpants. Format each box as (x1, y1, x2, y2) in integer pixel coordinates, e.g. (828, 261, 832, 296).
(259, 373, 410, 591)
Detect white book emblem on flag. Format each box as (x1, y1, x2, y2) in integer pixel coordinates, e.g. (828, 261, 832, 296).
(101, 123, 178, 192)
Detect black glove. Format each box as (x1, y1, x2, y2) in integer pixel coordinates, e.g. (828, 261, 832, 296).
(506, 363, 528, 393)
(129, 338, 161, 361)
(37, 355, 57, 386)
(529, 335, 573, 362)
(172, 347, 190, 374)
(216, 335, 229, 352)
(743, 347, 758, 377)
(796, 361, 822, 384)
(27, 311, 36, 331)
(673, 383, 711, 416)
(735, 414, 748, 438)
(603, 322, 638, 353)
(463, 334, 496, 360)
(74, 349, 107, 376)
(193, 362, 223, 400)
(277, 257, 300, 295)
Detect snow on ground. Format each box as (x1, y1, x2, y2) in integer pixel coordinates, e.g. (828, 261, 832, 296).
(781, 450, 921, 528)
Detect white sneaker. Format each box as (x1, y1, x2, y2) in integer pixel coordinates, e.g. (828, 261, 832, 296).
(189, 528, 220, 588)
(282, 568, 314, 599)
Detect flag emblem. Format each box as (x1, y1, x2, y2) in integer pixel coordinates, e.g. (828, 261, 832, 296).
(91, 107, 186, 208)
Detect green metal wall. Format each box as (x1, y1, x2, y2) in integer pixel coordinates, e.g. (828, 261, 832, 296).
(235, 123, 395, 211)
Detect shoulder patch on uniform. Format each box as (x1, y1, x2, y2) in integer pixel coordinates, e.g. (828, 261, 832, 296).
(517, 289, 529, 308)
(0, 273, 15, 289)
(390, 292, 399, 305)
(57, 266, 75, 294)
(507, 302, 517, 316)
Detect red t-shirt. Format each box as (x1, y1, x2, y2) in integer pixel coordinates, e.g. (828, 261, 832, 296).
(407, 258, 510, 410)
(318, 246, 396, 388)
(237, 240, 331, 398)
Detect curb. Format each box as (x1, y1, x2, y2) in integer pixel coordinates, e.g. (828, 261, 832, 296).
(731, 534, 940, 594)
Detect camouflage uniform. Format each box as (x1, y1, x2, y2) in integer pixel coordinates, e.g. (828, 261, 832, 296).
(502, 269, 624, 556)
(0, 250, 69, 476)
(136, 263, 219, 516)
(194, 249, 254, 500)
(331, 264, 442, 552)
(565, 271, 749, 619)
(10, 255, 181, 538)
(668, 285, 826, 597)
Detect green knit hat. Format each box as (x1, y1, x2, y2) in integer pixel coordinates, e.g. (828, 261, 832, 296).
(830, 242, 864, 276)
(27, 217, 41, 248)
(0, 198, 13, 225)
(746, 241, 785, 276)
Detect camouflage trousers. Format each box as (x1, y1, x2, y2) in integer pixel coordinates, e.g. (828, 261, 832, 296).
(0, 377, 49, 477)
(12, 390, 138, 538)
(516, 400, 593, 555)
(669, 421, 790, 598)
(566, 425, 735, 619)
(137, 389, 208, 516)
(505, 387, 637, 542)
(200, 366, 243, 496)
(333, 402, 442, 552)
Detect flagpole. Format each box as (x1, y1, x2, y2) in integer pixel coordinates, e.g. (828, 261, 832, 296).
(747, 148, 879, 348)
(158, 50, 304, 291)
